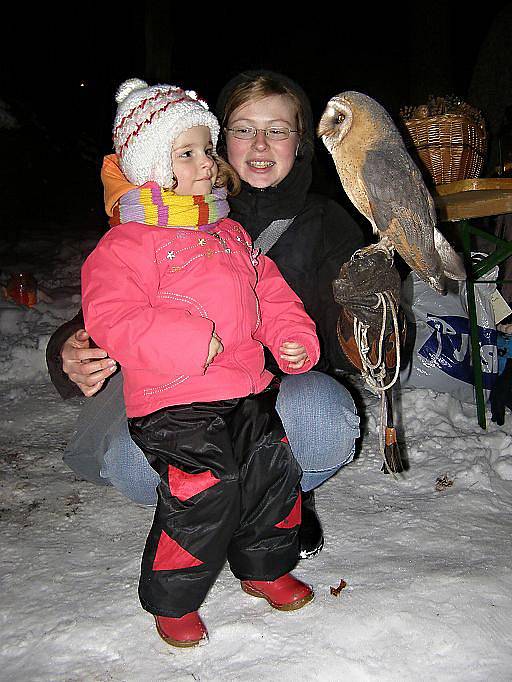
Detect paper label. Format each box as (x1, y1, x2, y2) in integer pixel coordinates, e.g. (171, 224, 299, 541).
(490, 290, 512, 324)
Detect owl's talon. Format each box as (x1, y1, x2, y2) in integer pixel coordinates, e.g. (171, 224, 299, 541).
(352, 241, 394, 263)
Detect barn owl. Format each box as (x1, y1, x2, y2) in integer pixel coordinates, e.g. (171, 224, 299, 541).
(318, 91, 465, 293)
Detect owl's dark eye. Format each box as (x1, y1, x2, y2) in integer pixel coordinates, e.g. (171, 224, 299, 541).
(336, 113, 345, 125)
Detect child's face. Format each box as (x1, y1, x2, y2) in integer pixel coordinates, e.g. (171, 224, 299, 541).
(171, 126, 218, 195)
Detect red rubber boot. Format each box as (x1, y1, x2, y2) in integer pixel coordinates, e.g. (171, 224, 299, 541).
(241, 573, 314, 611)
(154, 611, 208, 647)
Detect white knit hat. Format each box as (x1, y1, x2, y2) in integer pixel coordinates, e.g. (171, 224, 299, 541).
(113, 78, 220, 189)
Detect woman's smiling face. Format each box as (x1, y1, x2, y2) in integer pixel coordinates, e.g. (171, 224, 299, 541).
(225, 94, 299, 189)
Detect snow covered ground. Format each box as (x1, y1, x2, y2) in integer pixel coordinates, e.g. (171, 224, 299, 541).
(2, 219, 512, 681)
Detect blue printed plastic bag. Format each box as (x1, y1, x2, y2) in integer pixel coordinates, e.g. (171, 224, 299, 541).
(401, 266, 498, 403)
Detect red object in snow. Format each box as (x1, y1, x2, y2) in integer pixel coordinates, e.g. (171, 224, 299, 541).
(6, 272, 37, 307)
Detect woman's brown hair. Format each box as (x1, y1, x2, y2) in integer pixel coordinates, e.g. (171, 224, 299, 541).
(214, 154, 241, 196)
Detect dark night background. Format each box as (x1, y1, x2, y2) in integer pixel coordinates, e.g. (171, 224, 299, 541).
(1, 2, 511, 238)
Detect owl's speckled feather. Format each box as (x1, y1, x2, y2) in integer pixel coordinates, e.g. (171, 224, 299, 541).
(318, 91, 465, 293)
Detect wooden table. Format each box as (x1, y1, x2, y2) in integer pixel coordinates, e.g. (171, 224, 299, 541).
(433, 178, 512, 428)
(435, 178, 512, 221)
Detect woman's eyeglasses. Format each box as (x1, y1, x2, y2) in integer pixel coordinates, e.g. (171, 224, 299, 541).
(225, 126, 299, 141)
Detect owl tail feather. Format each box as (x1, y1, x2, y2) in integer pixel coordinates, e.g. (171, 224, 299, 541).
(433, 226, 466, 281)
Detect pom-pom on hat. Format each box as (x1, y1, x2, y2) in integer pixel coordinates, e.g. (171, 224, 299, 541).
(113, 78, 220, 189)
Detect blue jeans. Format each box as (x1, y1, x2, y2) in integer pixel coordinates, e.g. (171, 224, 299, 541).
(97, 371, 359, 504)
(277, 372, 359, 491)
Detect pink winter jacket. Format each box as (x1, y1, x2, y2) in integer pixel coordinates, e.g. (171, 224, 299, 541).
(81, 217, 320, 417)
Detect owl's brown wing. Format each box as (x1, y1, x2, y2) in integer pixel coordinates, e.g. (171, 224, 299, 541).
(361, 146, 444, 289)
(362, 147, 436, 243)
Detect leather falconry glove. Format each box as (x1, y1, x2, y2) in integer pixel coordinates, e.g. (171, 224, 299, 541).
(332, 249, 405, 373)
(333, 248, 407, 475)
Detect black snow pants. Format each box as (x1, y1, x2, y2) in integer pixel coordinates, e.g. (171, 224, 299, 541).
(128, 388, 302, 618)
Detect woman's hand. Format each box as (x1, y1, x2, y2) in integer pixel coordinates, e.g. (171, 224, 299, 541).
(280, 341, 309, 370)
(62, 329, 117, 397)
(205, 331, 224, 369)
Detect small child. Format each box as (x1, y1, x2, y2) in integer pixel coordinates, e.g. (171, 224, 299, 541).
(81, 79, 320, 648)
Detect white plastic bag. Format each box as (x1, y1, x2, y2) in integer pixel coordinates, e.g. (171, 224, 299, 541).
(400, 261, 498, 403)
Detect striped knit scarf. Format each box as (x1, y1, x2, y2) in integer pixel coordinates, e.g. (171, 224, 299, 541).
(117, 184, 230, 229)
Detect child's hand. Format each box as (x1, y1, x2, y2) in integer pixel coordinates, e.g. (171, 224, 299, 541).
(205, 331, 223, 369)
(280, 341, 310, 370)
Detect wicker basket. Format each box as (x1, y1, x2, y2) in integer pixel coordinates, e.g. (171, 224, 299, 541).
(402, 113, 487, 185)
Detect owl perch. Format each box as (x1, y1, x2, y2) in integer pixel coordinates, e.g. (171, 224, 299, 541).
(319, 91, 466, 475)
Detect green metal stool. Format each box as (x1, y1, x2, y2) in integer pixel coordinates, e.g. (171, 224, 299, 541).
(459, 222, 512, 428)
(435, 178, 512, 428)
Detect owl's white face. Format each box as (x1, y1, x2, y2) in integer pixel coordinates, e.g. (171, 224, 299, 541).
(317, 97, 353, 153)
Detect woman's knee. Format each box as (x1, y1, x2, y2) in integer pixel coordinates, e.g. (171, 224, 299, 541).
(276, 372, 360, 474)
